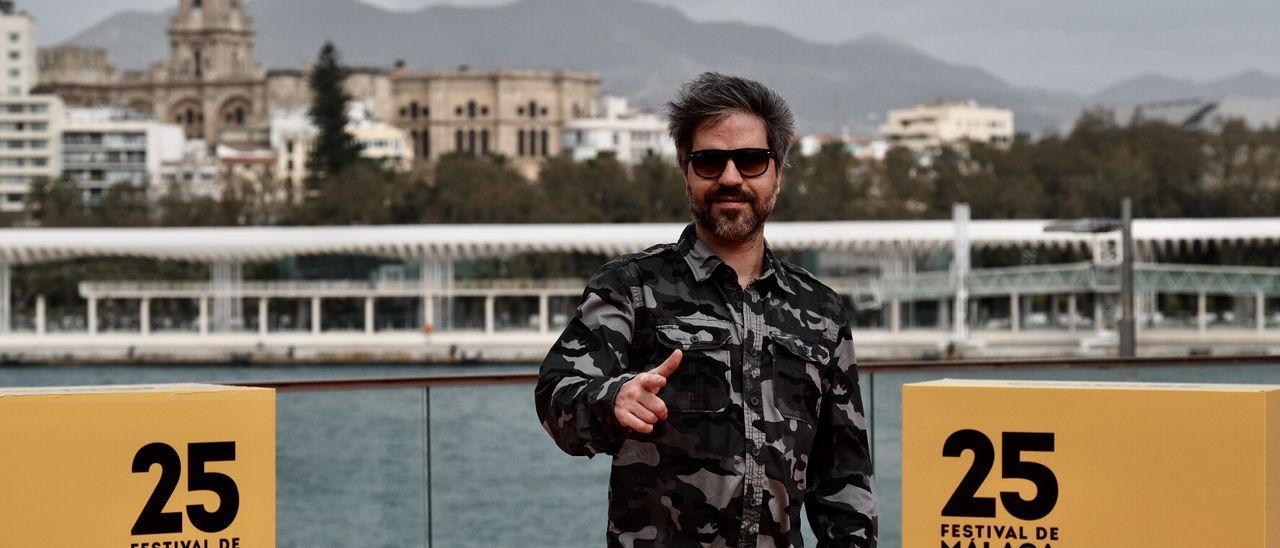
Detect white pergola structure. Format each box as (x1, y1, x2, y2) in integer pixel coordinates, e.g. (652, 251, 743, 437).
(2, 216, 1280, 357)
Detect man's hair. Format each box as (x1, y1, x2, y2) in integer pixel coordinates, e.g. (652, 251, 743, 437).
(665, 72, 796, 171)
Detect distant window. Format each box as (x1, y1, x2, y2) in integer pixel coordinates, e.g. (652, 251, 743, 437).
(540, 107, 548, 116)
(518, 130, 525, 156)
(541, 129, 549, 156)
(7, 86, 19, 96)
(528, 101, 536, 119)
(481, 129, 489, 154)
(30, 104, 46, 113)
(8, 33, 18, 43)
(455, 129, 463, 151)
(8, 51, 19, 61)
(193, 0, 202, 7)
(468, 129, 476, 153)
(527, 129, 537, 157)
(7, 69, 17, 79)
(30, 122, 46, 131)
(467, 100, 476, 119)
(5, 193, 22, 204)
(480, 106, 489, 116)
(455, 106, 463, 117)
(517, 106, 524, 115)
(410, 101, 419, 119)
(400, 107, 407, 118)
(5, 104, 21, 113)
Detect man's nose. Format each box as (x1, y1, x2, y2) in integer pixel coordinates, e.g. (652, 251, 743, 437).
(718, 159, 745, 187)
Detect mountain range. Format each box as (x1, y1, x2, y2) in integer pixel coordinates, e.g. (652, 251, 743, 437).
(63, 0, 1280, 135)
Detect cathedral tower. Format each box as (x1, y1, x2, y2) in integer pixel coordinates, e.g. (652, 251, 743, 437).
(153, 0, 266, 141)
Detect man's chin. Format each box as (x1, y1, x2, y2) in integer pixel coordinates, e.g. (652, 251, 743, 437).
(702, 213, 760, 243)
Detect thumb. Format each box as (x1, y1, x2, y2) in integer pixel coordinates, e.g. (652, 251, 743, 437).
(648, 349, 682, 379)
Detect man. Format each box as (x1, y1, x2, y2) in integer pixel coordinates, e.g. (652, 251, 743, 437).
(536, 72, 876, 547)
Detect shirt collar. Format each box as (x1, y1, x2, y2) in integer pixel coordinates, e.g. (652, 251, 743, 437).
(676, 223, 794, 295)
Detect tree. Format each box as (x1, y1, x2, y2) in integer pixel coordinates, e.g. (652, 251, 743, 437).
(306, 41, 363, 187)
(631, 153, 687, 222)
(92, 182, 151, 226)
(25, 175, 90, 227)
(427, 153, 538, 223)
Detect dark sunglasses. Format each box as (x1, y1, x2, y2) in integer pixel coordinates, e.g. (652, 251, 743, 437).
(687, 148, 774, 179)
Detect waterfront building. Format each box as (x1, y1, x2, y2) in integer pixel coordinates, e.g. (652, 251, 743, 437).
(62, 108, 184, 202)
(5, 217, 1280, 359)
(878, 100, 1014, 152)
(562, 95, 673, 164)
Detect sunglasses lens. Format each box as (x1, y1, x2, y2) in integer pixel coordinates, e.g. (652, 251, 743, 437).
(690, 151, 728, 179)
(733, 150, 771, 177)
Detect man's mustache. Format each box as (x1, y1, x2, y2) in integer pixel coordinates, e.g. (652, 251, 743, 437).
(708, 187, 756, 203)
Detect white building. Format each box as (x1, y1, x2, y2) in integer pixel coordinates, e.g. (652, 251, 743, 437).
(563, 96, 674, 164)
(0, 3, 61, 214)
(0, 94, 60, 213)
(270, 102, 412, 191)
(62, 108, 184, 202)
(158, 141, 219, 198)
(878, 100, 1014, 152)
(797, 134, 890, 161)
(0, 2, 36, 97)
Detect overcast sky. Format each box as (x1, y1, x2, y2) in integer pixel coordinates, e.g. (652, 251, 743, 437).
(23, 0, 1280, 94)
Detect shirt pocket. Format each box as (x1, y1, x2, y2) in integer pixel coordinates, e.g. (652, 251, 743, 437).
(653, 319, 733, 413)
(767, 331, 830, 424)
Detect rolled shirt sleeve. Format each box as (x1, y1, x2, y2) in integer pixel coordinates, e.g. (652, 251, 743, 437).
(535, 264, 638, 457)
(805, 309, 878, 546)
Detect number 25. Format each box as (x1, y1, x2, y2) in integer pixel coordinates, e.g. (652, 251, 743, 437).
(131, 441, 240, 535)
(941, 430, 1058, 520)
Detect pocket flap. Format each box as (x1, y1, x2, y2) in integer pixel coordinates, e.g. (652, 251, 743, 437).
(767, 331, 832, 365)
(656, 321, 730, 351)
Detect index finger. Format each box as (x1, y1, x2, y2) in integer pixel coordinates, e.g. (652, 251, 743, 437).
(648, 348, 682, 378)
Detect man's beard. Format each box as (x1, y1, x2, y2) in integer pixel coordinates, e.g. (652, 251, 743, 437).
(687, 180, 778, 242)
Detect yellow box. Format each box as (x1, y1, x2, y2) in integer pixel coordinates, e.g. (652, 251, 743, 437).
(0, 383, 275, 546)
(903, 379, 1280, 547)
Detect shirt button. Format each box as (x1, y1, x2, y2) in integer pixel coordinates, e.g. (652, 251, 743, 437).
(750, 443, 761, 456)
(749, 395, 761, 407)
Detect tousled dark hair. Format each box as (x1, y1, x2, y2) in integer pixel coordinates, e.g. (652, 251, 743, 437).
(665, 72, 796, 171)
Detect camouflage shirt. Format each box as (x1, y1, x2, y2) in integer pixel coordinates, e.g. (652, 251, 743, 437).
(536, 224, 877, 547)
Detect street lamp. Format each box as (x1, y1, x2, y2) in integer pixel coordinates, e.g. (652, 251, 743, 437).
(1045, 198, 1135, 358)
